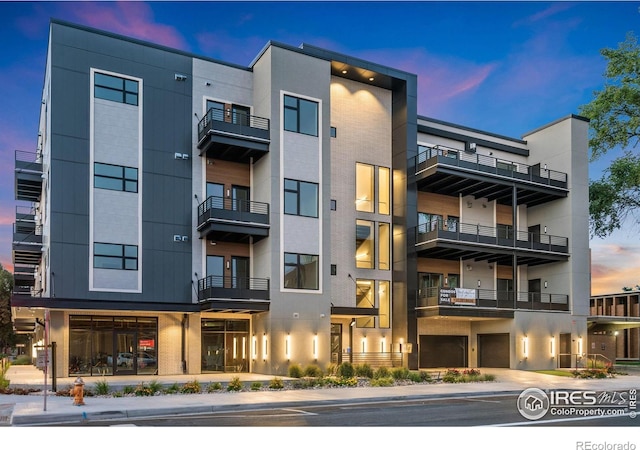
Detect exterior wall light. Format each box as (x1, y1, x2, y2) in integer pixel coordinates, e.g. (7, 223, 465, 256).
(522, 336, 528, 359)
(312, 334, 318, 360)
(577, 337, 583, 355)
(252, 335, 257, 360)
(262, 334, 268, 361)
(285, 334, 291, 360)
(550, 336, 555, 357)
(361, 336, 367, 353)
(242, 337, 246, 360)
(381, 337, 386, 353)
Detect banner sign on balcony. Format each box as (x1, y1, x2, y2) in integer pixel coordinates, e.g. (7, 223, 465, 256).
(452, 288, 477, 305)
(439, 289, 456, 304)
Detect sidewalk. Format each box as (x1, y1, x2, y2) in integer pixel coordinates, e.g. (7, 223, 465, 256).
(2, 365, 639, 426)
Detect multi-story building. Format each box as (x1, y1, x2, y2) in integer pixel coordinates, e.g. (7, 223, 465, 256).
(589, 292, 640, 364)
(11, 19, 590, 377)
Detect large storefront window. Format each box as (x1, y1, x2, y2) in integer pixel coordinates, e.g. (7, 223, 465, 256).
(69, 316, 157, 376)
(202, 319, 250, 373)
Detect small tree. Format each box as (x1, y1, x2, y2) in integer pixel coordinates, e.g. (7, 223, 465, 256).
(0, 264, 15, 355)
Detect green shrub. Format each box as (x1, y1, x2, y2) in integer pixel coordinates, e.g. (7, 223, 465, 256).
(481, 374, 496, 382)
(123, 385, 135, 395)
(112, 391, 123, 398)
(407, 371, 423, 383)
(181, 380, 201, 394)
(227, 376, 243, 391)
(250, 382, 263, 391)
(164, 382, 180, 394)
(269, 377, 284, 389)
(336, 362, 354, 378)
(148, 380, 163, 394)
(370, 376, 394, 387)
(207, 382, 223, 392)
(327, 376, 358, 387)
(134, 382, 154, 396)
(325, 363, 338, 376)
(288, 363, 303, 378)
(373, 366, 390, 379)
(303, 364, 323, 377)
(418, 370, 433, 382)
(355, 363, 374, 378)
(94, 379, 110, 396)
(391, 367, 410, 380)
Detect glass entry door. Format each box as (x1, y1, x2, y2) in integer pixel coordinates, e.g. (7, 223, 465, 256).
(331, 323, 342, 364)
(114, 331, 136, 375)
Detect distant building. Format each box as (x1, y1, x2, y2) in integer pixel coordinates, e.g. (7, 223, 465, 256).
(589, 291, 640, 364)
(12, 19, 590, 377)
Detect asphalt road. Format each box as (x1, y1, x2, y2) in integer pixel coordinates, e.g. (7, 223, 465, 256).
(49, 394, 638, 427)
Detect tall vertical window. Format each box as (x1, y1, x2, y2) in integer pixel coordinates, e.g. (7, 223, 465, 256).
(378, 222, 390, 270)
(94, 73, 138, 106)
(378, 167, 390, 215)
(284, 179, 318, 217)
(284, 253, 319, 290)
(356, 220, 374, 269)
(356, 279, 375, 328)
(379, 280, 391, 328)
(284, 95, 318, 136)
(355, 163, 374, 212)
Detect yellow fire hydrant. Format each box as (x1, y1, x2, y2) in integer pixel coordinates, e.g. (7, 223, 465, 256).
(71, 377, 85, 406)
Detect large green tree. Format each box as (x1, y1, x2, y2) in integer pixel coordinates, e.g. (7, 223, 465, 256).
(580, 32, 640, 238)
(0, 264, 15, 355)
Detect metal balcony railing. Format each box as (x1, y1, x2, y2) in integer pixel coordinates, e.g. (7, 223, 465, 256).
(197, 196, 269, 227)
(415, 220, 568, 253)
(417, 287, 569, 311)
(197, 106, 270, 142)
(413, 144, 567, 187)
(198, 275, 270, 301)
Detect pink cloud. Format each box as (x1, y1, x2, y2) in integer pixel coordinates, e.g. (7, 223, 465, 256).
(513, 3, 575, 28)
(590, 241, 640, 295)
(63, 1, 189, 50)
(357, 48, 497, 117)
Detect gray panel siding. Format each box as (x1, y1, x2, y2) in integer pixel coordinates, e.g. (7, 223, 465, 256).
(48, 22, 193, 304)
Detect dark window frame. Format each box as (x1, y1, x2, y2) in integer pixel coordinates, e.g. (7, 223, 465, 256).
(94, 162, 138, 193)
(94, 243, 138, 271)
(284, 252, 319, 290)
(94, 72, 139, 106)
(284, 179, 319, 218)
(283, 94, 318, 136)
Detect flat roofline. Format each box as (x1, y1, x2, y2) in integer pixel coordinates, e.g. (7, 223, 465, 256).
(522, 114, 590, 138)
(50, 18, 250, 72)
(250, 40, 417, 84)
(419, 115, 527, 145)
(591, 291, 640, 298)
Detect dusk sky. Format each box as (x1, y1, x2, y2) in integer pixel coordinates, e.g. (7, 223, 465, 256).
(1, 1, 639, 295)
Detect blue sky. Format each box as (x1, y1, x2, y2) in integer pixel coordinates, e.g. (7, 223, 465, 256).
(1, 1, 639, 294)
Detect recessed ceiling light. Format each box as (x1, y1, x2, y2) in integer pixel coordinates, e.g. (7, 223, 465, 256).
(369, 77, 375, 81)
(342, 70, 347, 74)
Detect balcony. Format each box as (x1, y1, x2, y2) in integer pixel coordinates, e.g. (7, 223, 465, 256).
(13, 264, 37, 295)
(197, 196, 269, 243)
(414, 221, 569, 266)
(417, 287, 569, 318)
(197, 106, 270, 163)
(12, 222, 43, 266)
(412, 145, 568, 206)
(198, 275, 270, 313)
(15, 151, 43, 202)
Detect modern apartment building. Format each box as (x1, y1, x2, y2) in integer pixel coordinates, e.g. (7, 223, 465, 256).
(11, 19, 590, 377)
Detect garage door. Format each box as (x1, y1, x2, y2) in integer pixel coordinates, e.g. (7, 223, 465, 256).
(419, 335, 468, 368)
(478, 333, 510, 368)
